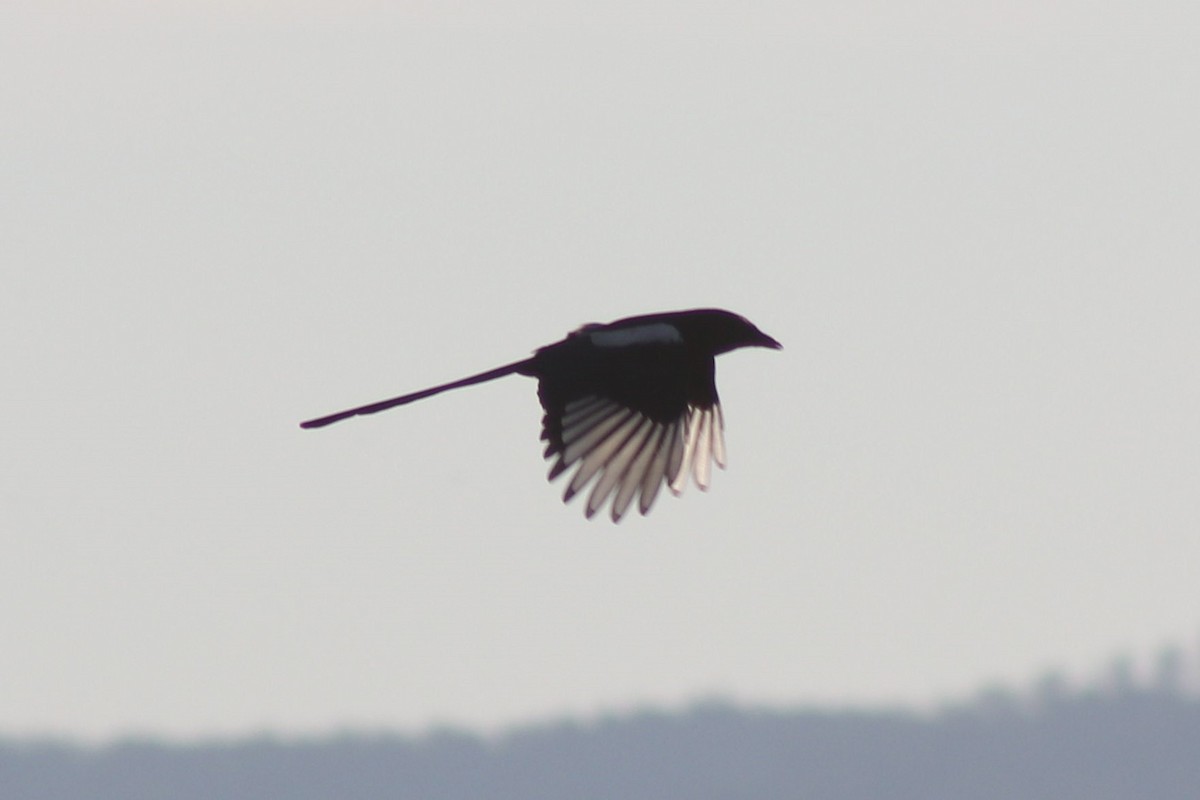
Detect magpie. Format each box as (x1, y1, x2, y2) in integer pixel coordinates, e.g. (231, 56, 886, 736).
(301, 308, 781, 521)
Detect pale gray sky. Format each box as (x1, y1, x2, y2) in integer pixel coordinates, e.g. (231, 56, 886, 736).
(4, 1, 1199, 740)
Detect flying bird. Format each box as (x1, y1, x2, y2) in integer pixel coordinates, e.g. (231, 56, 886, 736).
(301, 308, 781, 521)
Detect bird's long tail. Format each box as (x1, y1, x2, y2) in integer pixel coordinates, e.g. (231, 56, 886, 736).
(300, 358, 535, 429)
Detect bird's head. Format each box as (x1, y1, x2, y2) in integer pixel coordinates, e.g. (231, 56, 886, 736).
(672, 309, 782, 355)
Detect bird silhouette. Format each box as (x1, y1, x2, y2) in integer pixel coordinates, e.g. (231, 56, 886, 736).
(301, 308, 781, 521)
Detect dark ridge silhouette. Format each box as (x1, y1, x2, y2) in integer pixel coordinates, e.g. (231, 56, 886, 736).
(5, 689, 1200, 800)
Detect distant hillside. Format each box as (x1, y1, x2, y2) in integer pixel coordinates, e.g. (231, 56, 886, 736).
(5, 688, 1200, 800)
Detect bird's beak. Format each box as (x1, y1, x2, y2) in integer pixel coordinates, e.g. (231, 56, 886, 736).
(759, 332, 783, 350)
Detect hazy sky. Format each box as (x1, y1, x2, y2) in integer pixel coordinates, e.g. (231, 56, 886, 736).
(4, 1, 1199, 740)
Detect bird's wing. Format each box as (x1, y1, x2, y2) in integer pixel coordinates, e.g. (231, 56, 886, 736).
(541, 395, 726, 521)
(532, 326, 725, 521)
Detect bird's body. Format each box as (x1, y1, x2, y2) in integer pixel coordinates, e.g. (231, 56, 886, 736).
(302, 309, 780, 521)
